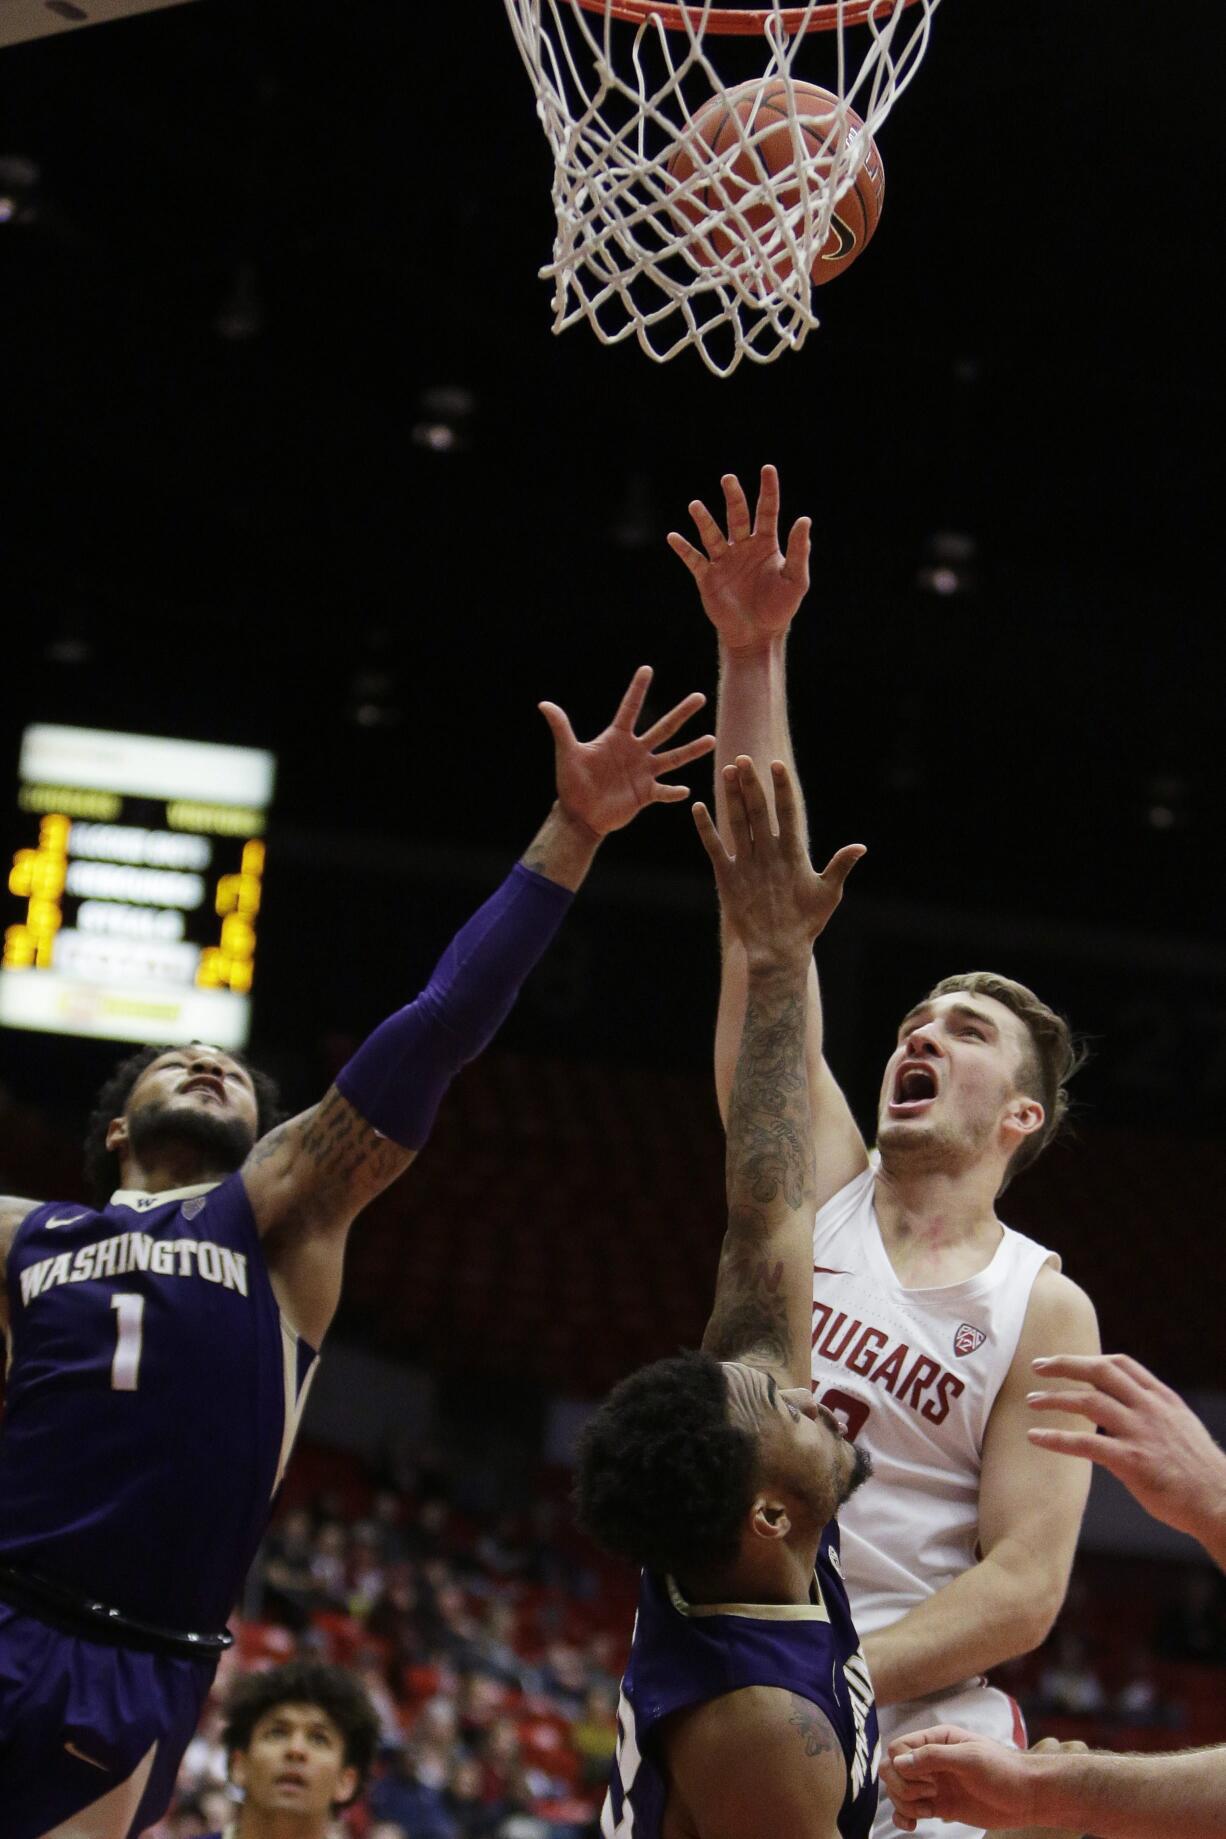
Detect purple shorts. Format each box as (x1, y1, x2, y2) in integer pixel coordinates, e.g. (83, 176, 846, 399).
(0, 1602, 216, 1838)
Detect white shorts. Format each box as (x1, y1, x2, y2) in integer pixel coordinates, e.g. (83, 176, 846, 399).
(871, 1680, 1026, 1839)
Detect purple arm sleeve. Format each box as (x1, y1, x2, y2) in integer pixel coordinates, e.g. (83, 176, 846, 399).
(334, 862, 574, 1150)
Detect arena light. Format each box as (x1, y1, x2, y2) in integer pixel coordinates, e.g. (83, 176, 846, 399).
(0, 724, 275, 1049)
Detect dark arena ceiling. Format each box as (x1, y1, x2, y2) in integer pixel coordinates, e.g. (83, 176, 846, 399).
(1, 1, 1221, 1132)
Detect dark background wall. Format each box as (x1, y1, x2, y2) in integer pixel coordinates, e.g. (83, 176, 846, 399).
(1, 0, 1222, 1383)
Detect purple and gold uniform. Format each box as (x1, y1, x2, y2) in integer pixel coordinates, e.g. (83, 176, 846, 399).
(0, 1174, 317, 1837)
(602, 1521, 879, 1839)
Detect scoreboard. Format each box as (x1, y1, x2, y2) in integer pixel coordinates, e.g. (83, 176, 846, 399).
(0, 725, 275, 1050)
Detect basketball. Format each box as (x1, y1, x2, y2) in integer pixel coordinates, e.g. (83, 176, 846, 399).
(665, 80, 885, 291)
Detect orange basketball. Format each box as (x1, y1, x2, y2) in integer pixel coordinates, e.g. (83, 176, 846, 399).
(665, 80, 884, 290)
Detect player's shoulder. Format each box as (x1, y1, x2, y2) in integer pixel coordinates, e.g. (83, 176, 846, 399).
(1014, 1260, 1100, 1359)
(813, 1154, 876, 1234)
(663, 1686, 846, 1832)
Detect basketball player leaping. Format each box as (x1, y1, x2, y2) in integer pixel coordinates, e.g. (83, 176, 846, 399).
(0, 665, 714, 1839)
(669, 467, 1101, 1839)
(577, 756, 877, 1838)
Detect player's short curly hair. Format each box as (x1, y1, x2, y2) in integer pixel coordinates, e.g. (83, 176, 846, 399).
(81, 1042, 284, 1206)
(221, 1660, 380, 1803)
(923, 971, 1087, 1191)
(574, 1350, 757, 1577)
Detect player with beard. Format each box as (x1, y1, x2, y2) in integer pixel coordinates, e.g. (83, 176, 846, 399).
(669, 470, 1101, 1839)
(0, 665, 714, 1839)
(577, 756, 878, 1839)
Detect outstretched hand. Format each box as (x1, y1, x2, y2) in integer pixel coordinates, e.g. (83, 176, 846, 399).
(1027, 1351, 1226, 1543)
(693, 756, 863, 968)
(668, 464, 810, 654)
(539, 665, 715, 839)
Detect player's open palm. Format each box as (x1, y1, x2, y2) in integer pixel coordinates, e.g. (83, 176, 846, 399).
(694, 756, 863, 966)
(539, 665, 715, 838)
(668, 464, 811, 653)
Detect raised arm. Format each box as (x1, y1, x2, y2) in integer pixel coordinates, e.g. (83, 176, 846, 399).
(863, 1264, 1100, 1707)
(694, 757, 863, 1389)
(243, 667, 714, 1348)
(669, 466, 868, 1208)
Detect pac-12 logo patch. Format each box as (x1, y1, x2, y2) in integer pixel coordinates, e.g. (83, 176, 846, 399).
(954, 1323, 987, 1357)
(181, 1197, 207, 1221)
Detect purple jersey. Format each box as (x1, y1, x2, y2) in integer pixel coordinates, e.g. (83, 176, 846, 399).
(602, 1522, 879, 1839)
(0, 1175, 318, 1631)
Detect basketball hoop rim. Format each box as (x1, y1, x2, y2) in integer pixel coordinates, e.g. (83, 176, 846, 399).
(572, 0, 923, 35)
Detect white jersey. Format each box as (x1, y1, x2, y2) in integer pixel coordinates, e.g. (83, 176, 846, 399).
(811, 1160, 1057, 1642)
(812, 1160, 1056, 1839)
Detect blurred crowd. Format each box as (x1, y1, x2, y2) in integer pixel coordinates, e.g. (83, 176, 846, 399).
(150, 1445, 632, 1838)
(146, 1435, 1226, 1838)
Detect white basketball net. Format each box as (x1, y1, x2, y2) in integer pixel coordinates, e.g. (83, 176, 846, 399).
(503, 0, 940, 376)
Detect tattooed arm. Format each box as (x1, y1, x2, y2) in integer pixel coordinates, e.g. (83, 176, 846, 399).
(702, 960, 814, 1386)
(664, 1686, 847, 1838)
(694, 758, 863, 1389)
(241, 668, 714, 1350)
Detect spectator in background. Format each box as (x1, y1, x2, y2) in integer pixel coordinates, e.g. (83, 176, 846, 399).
(1112, 1644, 1174, 1730)
(469, 1600, 529, 1689)
(365, 1559, 421, 1662)
(1035, 1630, 1107, 1719)
(309, 1523, 350, 1612)
(261, 1506, 319, 1632)
(478, 1716, 523, 1807)
(204, 1659, 379, 1839)
(569, 1683, 617, 1789)
(371, 1489, 410, 1565)
(367, 1745, 455, 1839)
(535, 1640, 587, 1719)
(353, 1654, 404, 1751)
(347, 1523, 388, 1619)
(1155, 1565, 1226, 1666)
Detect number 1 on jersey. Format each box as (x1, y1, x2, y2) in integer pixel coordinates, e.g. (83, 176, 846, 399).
(110, 1293, 145, 1391)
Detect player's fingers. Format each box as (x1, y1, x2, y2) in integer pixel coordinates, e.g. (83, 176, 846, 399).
(817, 842, 867, 899)
(651, 735, 717, 774)
(666, 531, 707, 577)
(1027, 1426, 1126, 1470)
(693, 800, 733, 870)
(752, 462, 780, 540)
(688, 497, 727, 555)
(890, 1726, 975, 1755)
(769, 761, 800, 850)
(650, 781, 691, 804)
(538, 702, 577, 750)
(1025, 1386, 1129, 1433)
(612, 665, 653, 731)
(783, 513, 812, 585)
(722, 762, 753, 857)
(722, 472, 752, 542)
(733, 754, 773, 841)
(1032, 1353, 1155, 1403)
(640, 689, 707, 748)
